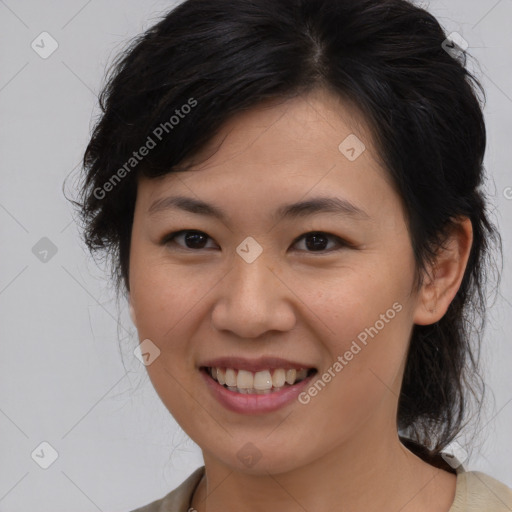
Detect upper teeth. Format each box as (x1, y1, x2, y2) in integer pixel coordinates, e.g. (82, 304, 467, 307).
(209, 367, 309, 391)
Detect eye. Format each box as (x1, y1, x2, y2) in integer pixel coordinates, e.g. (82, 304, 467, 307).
(161, 230, 349, 253)
(291, 231, 348, 253)
(161, 230, 218, 250)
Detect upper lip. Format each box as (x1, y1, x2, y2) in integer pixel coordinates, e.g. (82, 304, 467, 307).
(200, 356, 316, 373)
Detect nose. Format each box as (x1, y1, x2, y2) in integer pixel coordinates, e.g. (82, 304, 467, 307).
(211, 252, 296, 339)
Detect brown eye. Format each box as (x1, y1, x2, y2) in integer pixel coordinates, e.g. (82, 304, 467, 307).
(292, 232, 347, 253)
(162, 230, 218, 250)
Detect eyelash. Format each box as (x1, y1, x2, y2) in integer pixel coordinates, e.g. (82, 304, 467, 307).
(160, 230, 350, 253)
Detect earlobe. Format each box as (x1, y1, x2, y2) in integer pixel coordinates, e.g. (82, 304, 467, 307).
(413, 278, 439, 326)
(413, 217, 473, 326)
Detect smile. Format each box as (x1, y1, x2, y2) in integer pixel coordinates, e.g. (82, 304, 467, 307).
(200, 363, 318, 414)
(205, 367, 315, 394)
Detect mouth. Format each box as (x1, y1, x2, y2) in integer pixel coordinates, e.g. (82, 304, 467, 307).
(201, 366, 317, 394)
(198, 356, 319, 414)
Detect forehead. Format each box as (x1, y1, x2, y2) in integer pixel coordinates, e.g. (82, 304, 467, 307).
(174, 88, 377, 173)
(136, 89, 403, 228)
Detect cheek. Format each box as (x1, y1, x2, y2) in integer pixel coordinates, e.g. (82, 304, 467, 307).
(299, 263, 408, 337)
(296, 261, 413, 385)
(295, 275, 411, 437)
(129, 258, 210, 421)
(129, 251, 214, 339)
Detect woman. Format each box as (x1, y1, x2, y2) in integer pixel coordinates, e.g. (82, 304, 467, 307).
(77, 0, 512, 510)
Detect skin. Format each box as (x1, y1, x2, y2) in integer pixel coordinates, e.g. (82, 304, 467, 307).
(128, 88, 473, 512)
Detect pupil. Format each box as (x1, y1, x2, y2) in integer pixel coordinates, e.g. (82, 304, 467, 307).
(185, 231, 207, 248)
(306, 233, 327, 251)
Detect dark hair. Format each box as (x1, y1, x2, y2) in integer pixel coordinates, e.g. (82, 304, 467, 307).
(76, 0, 502, 458)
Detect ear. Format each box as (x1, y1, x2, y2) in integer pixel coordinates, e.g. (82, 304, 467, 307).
(413, 217, 473, 326)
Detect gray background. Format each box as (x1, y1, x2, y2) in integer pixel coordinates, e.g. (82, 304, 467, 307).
(0, 1, 511, 511)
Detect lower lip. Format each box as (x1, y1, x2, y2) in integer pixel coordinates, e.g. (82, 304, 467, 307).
(200, 368, 317, 415)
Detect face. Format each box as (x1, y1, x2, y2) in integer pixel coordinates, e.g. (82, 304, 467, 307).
(128, 88, 423, 474)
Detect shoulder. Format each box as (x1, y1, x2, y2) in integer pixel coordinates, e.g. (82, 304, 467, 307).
(128, 466, 205, 512)
(451, 470, 512, 511)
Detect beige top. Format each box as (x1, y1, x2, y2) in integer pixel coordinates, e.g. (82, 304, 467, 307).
(129, 464, 512, 511)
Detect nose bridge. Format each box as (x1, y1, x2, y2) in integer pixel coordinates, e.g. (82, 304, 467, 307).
(232, 251, 275, 302)
(211, 248, 295, 338)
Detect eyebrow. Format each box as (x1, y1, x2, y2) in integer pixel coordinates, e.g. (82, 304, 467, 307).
(147, 195, 370, 222)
